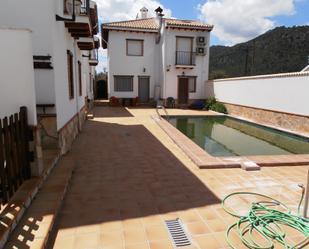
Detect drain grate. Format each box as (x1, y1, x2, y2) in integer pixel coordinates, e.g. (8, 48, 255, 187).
(165, 219, 192, 247)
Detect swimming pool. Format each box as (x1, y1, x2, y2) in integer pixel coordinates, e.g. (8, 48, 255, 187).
(168, 116, 309, 157)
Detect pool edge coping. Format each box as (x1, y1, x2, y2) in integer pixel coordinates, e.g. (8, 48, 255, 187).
(152, 115, 309, 170)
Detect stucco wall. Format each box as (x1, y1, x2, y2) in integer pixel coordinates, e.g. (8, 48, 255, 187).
(207, 72, 309, 117)
(0, 0, 56, 114)
(1, 0, 92, 130)
(108, 31, 158, 98)
(163, 27, 211, 100)
(0, 29, 37, 125)
(107, 23, 211, 101)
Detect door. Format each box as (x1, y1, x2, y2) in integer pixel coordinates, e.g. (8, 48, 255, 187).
(97, 80, 108, 99)
(178, 78, 189, 104)
(138, 77, 150, 103)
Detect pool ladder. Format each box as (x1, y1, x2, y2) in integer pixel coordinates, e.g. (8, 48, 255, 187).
(156, 100, 169, 120)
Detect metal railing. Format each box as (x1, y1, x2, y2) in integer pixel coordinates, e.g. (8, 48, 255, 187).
(64, 0, 90, 16)
(79, 0, 90, 15)
(175, 51, 196, 66)
(156, 101, 169, 120)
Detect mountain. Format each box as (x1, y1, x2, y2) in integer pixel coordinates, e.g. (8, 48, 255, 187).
(209, 26, 309, 79)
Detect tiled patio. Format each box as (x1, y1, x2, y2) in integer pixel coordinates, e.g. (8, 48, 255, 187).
(41, 107, 308, 249)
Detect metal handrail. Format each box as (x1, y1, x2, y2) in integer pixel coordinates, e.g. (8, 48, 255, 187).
(156, 102, 169, 120)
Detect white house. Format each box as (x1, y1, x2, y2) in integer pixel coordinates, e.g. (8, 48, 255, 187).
(102, 7, 213, 106)
(0, 0, 99, 154)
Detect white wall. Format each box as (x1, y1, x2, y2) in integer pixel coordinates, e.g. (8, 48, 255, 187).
(1, 0, 93, 130)
(207, 72, 309, 116)
(108, 31, 158, 98)
(52, 0, 91, 129)
(0, 29, 37, 125)
(163, 27, 211, 100)
(0, 0, 56, 114)
(107, 25, 211, 100)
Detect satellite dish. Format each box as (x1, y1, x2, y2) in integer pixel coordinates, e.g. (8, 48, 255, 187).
(66, 0, 82, 16)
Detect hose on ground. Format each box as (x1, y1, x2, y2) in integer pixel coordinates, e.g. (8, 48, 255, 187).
(222, 191, 309, 249)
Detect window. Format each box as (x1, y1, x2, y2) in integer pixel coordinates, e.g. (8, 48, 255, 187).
(114, 76, 133, 92)
(67, 50, 74, 99)
(126, 39, 143, 56)
(189, 77, 196, 92)
(78, 61, 82, 96)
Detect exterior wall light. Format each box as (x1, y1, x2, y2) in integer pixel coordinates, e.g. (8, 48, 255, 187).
(56, 0, 82, 22)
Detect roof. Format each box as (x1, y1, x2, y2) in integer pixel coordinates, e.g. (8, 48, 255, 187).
(101, 17, 213, 48)
(165, 18, 213, 30)
(102, 17, 213, 32)
(102, 18, 159, 32)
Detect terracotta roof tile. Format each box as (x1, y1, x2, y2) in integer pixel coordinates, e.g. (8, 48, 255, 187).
(102, 18, 213, 31)
(102, 18, 158, 31)
(165, 18, 213, 30)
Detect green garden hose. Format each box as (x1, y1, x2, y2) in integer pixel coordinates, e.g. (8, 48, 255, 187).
(222, 192, 309, 249)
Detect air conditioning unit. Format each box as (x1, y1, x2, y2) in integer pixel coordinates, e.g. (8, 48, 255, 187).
(196, 36, 206, 46)
(196, 47, 206, 56)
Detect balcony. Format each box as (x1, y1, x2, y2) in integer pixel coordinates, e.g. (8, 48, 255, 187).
(63, 0, 92, 38)
(89, 1, 99, 35)
(175, 51, 196, 69)
(89, 49, 98, 66)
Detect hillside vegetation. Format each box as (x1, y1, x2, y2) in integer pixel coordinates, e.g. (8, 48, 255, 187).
(209, 26, 309, 79)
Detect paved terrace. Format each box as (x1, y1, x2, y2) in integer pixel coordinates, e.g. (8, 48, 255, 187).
(6, 107, 309, 249)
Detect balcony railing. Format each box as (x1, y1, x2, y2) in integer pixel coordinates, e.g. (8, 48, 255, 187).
(80, 0, 90, 15)
(64, 0, 90, 16)
(175, 51, 196, 66)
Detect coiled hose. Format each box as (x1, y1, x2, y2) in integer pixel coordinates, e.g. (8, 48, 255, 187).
(222, 191, 309, 249)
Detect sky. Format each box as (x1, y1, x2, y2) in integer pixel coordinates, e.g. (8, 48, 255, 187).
(95, 0, 309, 72)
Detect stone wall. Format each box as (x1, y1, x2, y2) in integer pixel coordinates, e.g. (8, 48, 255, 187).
(58, 106, 86, 155)
(223, 102, 309, 135)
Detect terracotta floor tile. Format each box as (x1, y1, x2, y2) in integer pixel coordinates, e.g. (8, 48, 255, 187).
(193, 234, 222, 249)
(44, 107, 309, 248)
(100, 221, 123, 232)
(53, 235, 75, 249)
(206, 219, 227, 233)
(76, 224, 101, 235)
(186, 221, 211, 235)
(100, 231, 123, 248)
(125, 242, 149, 249)
(145, 225, 169, 241)
(142, 215, 163, 227)
(73, 233, 101, 249)
(123, 228, 147, 245)
(178, 210, 202, 223)
(149, 239, 174, 249)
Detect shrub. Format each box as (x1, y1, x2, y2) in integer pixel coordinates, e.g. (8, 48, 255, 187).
(209, 102, 228, 114)
(205, 97, 217, 110)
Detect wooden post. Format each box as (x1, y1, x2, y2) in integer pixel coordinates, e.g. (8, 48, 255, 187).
(3, 117, 14, 197)
(0, 119, 8, 204)
(20, 106, 31, 179)
(9, 115, 18, 190)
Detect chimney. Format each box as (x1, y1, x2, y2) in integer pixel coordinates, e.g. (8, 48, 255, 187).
(140, 7, 148, 19)
(155, 6, 163, 18)
(155, 7, 164, 44)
